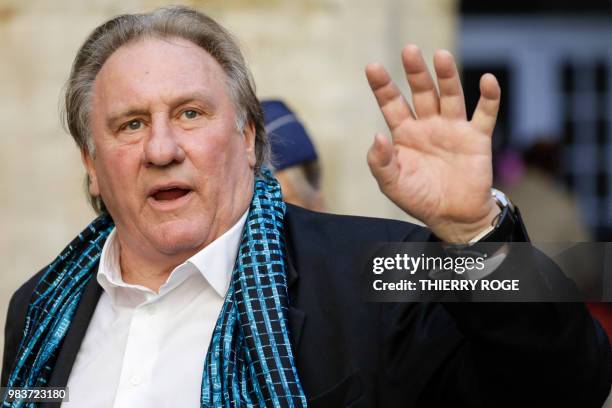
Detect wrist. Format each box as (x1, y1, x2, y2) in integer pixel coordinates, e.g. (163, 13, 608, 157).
(432, 198, 501, 243)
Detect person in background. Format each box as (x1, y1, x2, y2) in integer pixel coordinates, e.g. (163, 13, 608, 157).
(494, 140, 590, 242)
(261, 99, 326, 212)
(495, 140, 611, 345)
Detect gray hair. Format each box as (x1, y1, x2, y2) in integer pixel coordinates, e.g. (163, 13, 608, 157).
(62, 5, 268, 214)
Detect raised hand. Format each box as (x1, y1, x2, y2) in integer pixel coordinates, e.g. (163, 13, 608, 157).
(365, 45, 501, 243)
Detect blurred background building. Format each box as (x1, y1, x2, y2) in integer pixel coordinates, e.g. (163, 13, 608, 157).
(460, 0, 612, 242)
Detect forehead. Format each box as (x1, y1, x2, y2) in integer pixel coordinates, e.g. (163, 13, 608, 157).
(92, 36, 230, 111)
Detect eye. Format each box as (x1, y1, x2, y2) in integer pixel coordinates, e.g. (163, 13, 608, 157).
(182, 109, 200, 120)
(124, 119, 142, 131)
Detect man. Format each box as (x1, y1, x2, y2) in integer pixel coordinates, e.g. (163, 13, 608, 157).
(262, 99, 326, 211)
(1, 5, 610, 408)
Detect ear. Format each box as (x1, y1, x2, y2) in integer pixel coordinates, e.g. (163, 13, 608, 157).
(243, 122, 257, 169)
(80, 148, 100, 197)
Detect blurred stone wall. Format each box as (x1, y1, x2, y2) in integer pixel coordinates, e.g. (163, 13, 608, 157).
(0, 0, 457, 360)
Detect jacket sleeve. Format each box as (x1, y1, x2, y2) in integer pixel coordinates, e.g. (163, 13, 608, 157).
(437, 215, 611, 407)
(2, 273, 41, 388)
(381, 215, 612, 407)
(429, 298, 611, 407)
(2, 292, 21, 388)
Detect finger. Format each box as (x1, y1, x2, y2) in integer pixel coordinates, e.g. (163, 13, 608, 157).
(433, 49, 466, 120)
(367, 133, 399, 190)
(365, 62, 415, 132)
(401, 44, 440, 118)
(471, 73, 501, 135)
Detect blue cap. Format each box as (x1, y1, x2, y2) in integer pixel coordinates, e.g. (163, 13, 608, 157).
(261, 99, 318, 171)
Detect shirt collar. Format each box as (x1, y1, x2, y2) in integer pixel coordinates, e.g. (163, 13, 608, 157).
(188, 210, 248, 297)
(97, 210, 248, 303)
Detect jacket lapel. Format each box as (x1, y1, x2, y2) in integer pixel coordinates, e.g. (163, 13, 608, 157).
(47, 265, 102, 406)
(284, 206, 307, 351)
(285, 255, 306, 350)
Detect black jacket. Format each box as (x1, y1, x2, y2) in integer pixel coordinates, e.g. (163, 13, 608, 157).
(3, 204, 611, 407)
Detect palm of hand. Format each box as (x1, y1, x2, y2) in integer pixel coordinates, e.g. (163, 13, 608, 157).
(387, 117, 492, 226)
(366, 45, 500, 241)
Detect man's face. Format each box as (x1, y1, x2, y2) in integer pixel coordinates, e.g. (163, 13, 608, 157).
(83, 37, 256, 263)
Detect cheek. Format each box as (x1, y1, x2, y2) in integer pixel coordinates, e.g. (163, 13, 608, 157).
(188, 134, 252, 202)
(224, 136, 253, 177)
(192, 132, 248, 171)
(94, 147, 141, 196)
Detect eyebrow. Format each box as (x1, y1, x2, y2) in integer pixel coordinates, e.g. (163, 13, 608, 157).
(105, 91, 217, 131)
(106, 108, 149, 131)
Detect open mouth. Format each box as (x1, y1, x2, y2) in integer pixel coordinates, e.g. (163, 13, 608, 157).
(151, 187, 192, 201)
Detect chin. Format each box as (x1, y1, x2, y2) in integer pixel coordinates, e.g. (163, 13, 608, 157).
(149, 219, 210, 256)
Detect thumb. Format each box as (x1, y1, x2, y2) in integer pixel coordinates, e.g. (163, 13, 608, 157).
(367, 133, 398, 190)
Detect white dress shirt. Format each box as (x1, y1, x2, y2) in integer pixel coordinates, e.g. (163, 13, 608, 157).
(63, 211, 247, 408)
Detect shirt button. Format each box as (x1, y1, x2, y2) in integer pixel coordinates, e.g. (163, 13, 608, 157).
(146, 305, 157, 315)
(130, 375, 142, 386)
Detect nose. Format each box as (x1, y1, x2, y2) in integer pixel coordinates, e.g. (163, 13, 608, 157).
(143, 116, 185, 167)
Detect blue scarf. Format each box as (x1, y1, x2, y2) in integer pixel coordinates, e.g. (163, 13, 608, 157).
(3, 169, 307, 408)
